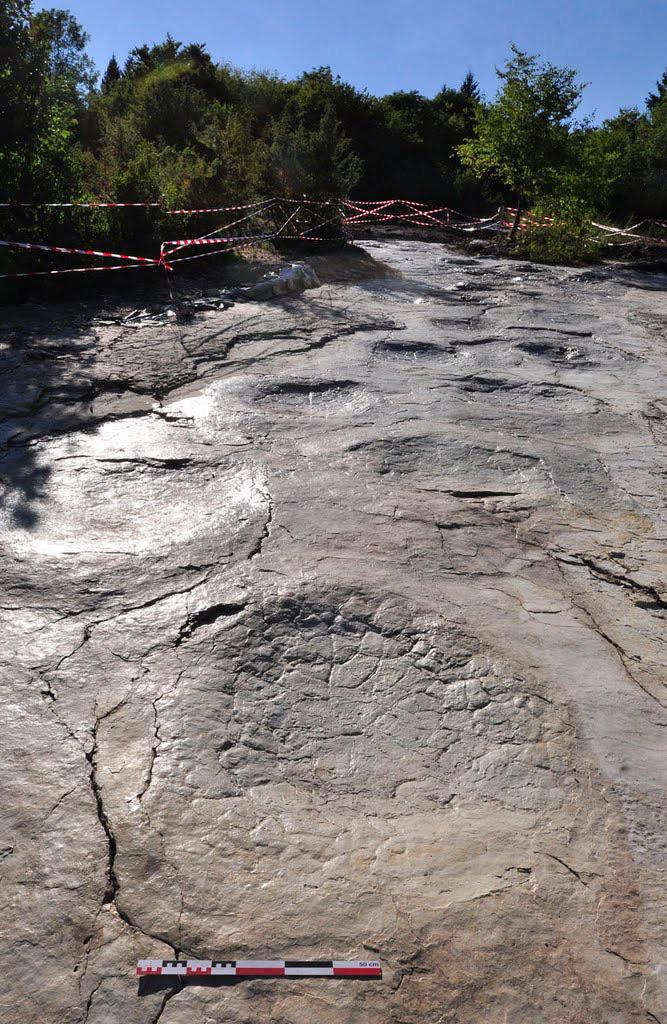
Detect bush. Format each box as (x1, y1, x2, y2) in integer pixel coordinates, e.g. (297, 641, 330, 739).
(512, 196, 603, 264)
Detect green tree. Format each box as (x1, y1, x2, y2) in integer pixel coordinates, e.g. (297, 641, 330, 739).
(460, 70, 481, 102)
(32, 7, 96, 98)
(458, 45, 586, 231)
(0, 1, 86, 202)
(123, 34, 182, 77)
(647, 69, 667, 112)
(584, 108, 651, 216)
(0, 1, 44, 194)
(644, 94, 667, 216)
(101, 54, 121, 94)
(303, 102, 363, 197)
(267, 101, 362, 198)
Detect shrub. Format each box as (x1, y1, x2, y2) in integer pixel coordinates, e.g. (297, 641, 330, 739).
(513, 196, 602, 264)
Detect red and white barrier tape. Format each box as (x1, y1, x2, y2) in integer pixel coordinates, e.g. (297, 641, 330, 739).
(501, 211, 667, 243)
(136, 959, 382, 979)
(160, 233, 274, 259)
(339, 198, 490, 230)
(3, 198, 663, 280)
(165, 236, 275, 265)
(0, 238, 165, 279)
(0, 197, 331, 214)
(0, 263, 154, 279)
(166, 198, 278, 216)
(0, 238, 160, 264)
(163, 203, 279, 259)
(0, 201, 161, 208)
(592, 219, 667, 242)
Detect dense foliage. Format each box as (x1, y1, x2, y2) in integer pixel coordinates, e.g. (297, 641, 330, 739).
(1, 0, 666, 264)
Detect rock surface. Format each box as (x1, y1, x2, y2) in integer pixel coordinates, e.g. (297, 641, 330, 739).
(0, 241, 665, 1024)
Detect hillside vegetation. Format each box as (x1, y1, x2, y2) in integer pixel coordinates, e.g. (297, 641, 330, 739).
(2, 2, 666, 262)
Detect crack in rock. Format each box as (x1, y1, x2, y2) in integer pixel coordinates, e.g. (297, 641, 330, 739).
(555, 552, 666, 612)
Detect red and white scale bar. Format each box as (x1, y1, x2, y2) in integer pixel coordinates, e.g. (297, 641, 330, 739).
(136, 959, 382, 979)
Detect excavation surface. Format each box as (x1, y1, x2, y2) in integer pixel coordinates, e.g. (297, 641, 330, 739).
(1, 242, 665, 1024)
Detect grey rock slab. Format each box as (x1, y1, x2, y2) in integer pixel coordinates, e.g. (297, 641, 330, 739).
(0, 242, 664, 1024)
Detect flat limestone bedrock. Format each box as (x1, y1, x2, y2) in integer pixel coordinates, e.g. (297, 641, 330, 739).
(0, 241, 664, 1024)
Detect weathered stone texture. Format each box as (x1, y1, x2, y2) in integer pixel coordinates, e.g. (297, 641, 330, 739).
(0, 243, 664, 1023)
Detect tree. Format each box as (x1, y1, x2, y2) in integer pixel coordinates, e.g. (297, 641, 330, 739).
(303, 102, 363, 197)
(32, 7, 97, 98)
(101, 54, 121, 94)
(267, 102, 362, 198)
(647, 69, 667, 112)
(181, 42, 212, 69)
(458, 45, 586, 231)
(644, 94, 667, 216)
(584, 108, 651, 215)
(0, 1, 87, 202)
(124, 34, 182, 77)
(460, 71, 480, 102)
(0, 0, 45, 190)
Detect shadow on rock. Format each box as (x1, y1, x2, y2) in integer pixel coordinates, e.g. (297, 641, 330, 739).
(0, 312, 101, 528)
(0, 291, 155, 529)
(0, 243, 400, 528)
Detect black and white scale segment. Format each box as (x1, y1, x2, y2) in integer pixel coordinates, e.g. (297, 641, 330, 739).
(136, 959, 383, 979)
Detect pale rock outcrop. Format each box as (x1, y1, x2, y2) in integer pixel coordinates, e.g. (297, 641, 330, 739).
(0, 242, 664, 1024)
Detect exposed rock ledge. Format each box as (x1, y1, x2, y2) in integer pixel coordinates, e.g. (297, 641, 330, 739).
(0, 241, 664, 1024)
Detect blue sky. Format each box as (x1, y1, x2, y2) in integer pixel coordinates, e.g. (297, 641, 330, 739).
(39, 0, 666, 122)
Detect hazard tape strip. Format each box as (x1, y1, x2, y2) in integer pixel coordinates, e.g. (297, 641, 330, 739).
(0, 263, 154, 279)
(272, 205, 345, 242)
(161, 234, 263, 249)
(275, 198, 336, 208)
(0, 201, 162, 208)
(136, 959, 382, 979)
(0, 238, 165, 280)
(340, 198, 487, 229)
(592, 219, 667, 240)
(6, 196, 654, 281)
(0, 238, 160, 264)
(500, 212, 667, 244)
(0, 197, 332, 214)
(160, 233, 274, 259)
(3, 197, 663, 229)
(166, 198, 278, 216)
(166, 237, 273, 265)
(164, 202, 280, 258)
(272, 204, 306, 237)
